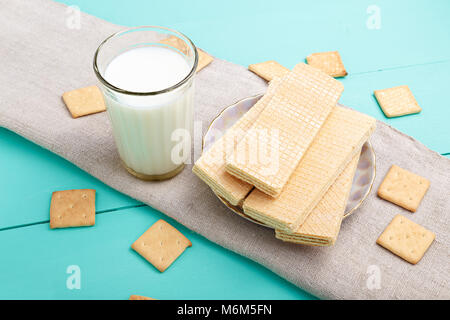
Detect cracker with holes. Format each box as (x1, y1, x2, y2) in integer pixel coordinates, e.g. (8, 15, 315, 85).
(129, 295, 155, 300)
(62, 85, 106, 118)
(306, 51, 347, 77)
(159, 36, 213, 72)
(50, 189, 96, 229)
(377, 215, 435, 264)
(159, 35, 189, 55)
(197, 49, 213, 72)
(131, 220, 191, 272)
(374, 85, 421, 117)
(378, 165, 430, 212)
(248, 60, 290, 81)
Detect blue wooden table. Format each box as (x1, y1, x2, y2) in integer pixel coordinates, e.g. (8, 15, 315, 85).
(1, 0, 449, 299)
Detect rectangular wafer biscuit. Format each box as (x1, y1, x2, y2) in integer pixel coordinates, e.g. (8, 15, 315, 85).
(275, 236, 330, 246)
(192, 79, 282, 205)
(226, 63, 344, 197)
(275, 153, 360, 245)
(243, 106, 376, 231)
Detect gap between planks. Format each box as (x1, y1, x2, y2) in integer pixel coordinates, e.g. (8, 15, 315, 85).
(350, 58, 450, 76)
(0, 204, 147, 232)
(1, 155, 450, 232)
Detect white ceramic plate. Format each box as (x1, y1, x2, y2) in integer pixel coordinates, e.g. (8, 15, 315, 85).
(203, 94, 376, 228)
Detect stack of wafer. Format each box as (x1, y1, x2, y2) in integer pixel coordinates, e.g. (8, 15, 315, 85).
(193, 62, 376, 246)
(275, 154, 360, 245)
(193, 78, 282, 206)
(226, 63, 344, 197)
(243, 106, 376, 231)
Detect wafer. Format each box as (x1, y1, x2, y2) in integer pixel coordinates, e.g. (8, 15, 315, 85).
(243, 106, 376, 231)
(192, 78, 282, 205)
(275, 153, 360, 245)
(275, 235, 330, 246)
(226, 63, 344, 197)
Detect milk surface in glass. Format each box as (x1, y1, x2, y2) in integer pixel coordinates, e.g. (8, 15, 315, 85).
(102, 46, 194, 178)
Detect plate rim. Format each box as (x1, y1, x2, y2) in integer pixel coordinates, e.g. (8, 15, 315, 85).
(202, 93, 376, 228)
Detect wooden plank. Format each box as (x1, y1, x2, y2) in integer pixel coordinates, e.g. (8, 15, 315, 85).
(0, 128, 141, 230)
(0, 206, 315, 300)
(1, 0, 447, 301)
(57, 0, 450, 73)
(340, 61, 450, 154)
(53, 0, 450, 154)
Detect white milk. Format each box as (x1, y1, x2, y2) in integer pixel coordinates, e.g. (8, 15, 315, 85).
(103, 46, 194, 177)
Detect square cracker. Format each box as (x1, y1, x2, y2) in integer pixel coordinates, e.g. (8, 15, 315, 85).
(160, 36, 213, 73)
(159, 35, 189, 55)
(196, 49, 213, 72)
(132, 220, 191, 272)
(374, 85, 421, 117)
(62, 85, 106, 118)
(50, 189, 96, 229)
(306, 51, 347, 77)
(248, 60, 290, 81)
(129, 295, 155, 300)
(377, 215, 435, 264)
(378, 165, 430, 212)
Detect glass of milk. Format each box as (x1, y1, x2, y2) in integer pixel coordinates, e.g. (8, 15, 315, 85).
(94, 26, 198, 180)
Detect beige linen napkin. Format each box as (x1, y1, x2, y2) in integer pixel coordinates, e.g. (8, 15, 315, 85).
(0, 0, 448, 299)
